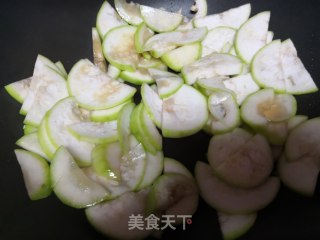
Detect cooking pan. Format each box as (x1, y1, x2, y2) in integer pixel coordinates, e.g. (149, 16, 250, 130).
(0, 0, 320, 239)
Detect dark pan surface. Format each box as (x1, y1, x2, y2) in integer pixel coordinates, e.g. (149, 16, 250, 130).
(0, 0, 320, 239)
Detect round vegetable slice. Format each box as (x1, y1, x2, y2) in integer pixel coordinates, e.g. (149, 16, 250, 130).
(235, 11, 270, 64)
(103, 25, 139, 71)
(51, 147, 109, 208)
(162, 84, 208, 138)
(14, 149, 51, 200)
(195, 161, 280, 214)
(68, 59, 136, 110)
(140, 5, 183, 32)
(114, 0, 143, 25)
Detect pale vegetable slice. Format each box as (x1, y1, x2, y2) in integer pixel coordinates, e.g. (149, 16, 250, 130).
(281, 39, 318, 94)
(107, 64, 121, 79)
(163, 157, 193, 179)
(24, 65, 68, 126)
(16, 132, 48, 160)
(193, 3, 251, 30)
(241, 89, 297, 127)
(266, 31, 274, 44)
(138, 57, 167, 70)
(90, 100, 131, 122)
(120, 68, 154, 85)
(195, 161, 280, 214)
(211, 133, 273, 188)
(285, 117, 320, 162)
(114, 0, 143, 25)
(92, 27, 107, 72)
(223, 73, 260, 105)
(96, 1, 127, 38)
(141, 83, 163, 128)
(55, 61, 68, 79)
(38, 115, 57, 159)
(201, 27, 236, 57)
(85, 189, 152, 240)
(23, 124, 37, 135)
(46, 97, 95, 166)
(251, 40, 286, 92)
(161, 43, 201, 72)
(218, 212, 257, 240)
(207, 91, 240, 134)
(117, 102, 135, 154)
(103, 25, 139, 71)
(134, 22, 154, 53)
(14, 149, 51, 200)
(51, 147, 109, 208)
(235, 12, 270, 64)
(140, 5, 183, 32)
(182, 53, 243, 85)
(147, 173, 198, 222)
(20, 55, 61, 114)
(120, 135, 147, 190)
(68, 121, 118, 144)
(278, 155, 319, 197)
(143, 27, 207, 54)
(5, 77, 31, 104)
(196, 77, 231, 95)
(287, 115, 308, 131)
(138, 151, 164, 189)
(149, 69, 184, 99)
(162, 84, 208, 138)
(68, 59, 136, 110)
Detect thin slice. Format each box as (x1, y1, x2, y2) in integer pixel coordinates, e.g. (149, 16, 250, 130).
(117, 102, 135, 154)
(164, 157, 193, 179)
(68, 59, 136, 110)
(38, 115, 57, 160)
(218, 212, 257, 240)
(96, 1, 127, 38)
(51, 147, 109, 208)
(92, 27, 107, 72)
(251, 40, 285, 92)
(23, 124, 37, 135)
(16, 132, 48, 160)
(195, 161, 280, 214)
(55, 61, 68, 78)
(85, 189, 152, 240)
(162, 84, 208, 138)
(114, 0, 143, 25)
(135, 23, 154, 53)
(235, 12, 270, 64)
(107, 64, 121, 79)
(14, 149, 51, 200)
(281, 39, 318, 94)
(140, 5, 183, 32)
(5, 77, 31, 104)
(193, 3, 251, 30)
(120, 68, 154, 85)
(90, 100, 131, 122)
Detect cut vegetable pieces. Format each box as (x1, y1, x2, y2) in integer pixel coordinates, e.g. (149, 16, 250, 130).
(14, 149, 51, 200)
(161, 43, 201, 72)
(195, 161, 280, 214)
(96, 1, 127, 38)
(281, 39, 318, 94)
(194, 3, 251, 30)
(162, 84, 208, 138)
(55, 61, 68, 79)
(117, 102, 135, 154)
(218, 212, 257, 240)
(103, 25, 139, 71)
(135, 23, 154, 54)
(140, 5, 183, 32)
(92, 27, 107, 72)
(252, 40, 285, 92)
(287, 115, 308, 131)
(278, 155, 319, 197)
(68, 121, 118, 144)
(223, 74, 260, 105)
(120, 68, 154, 85)
(68, 59, 136, 110)
(5, 77, 31, 104)
(51, 147, 109, 208)
(114, 0, 143, 25)
(90, 100, 131, 122)
(23, 124, 37, 135)
(201, 27, 236, 57)
(141, 83, 163, 128)
(16, 132, 48, 160)
(235, 11, 270, 64)
(46, 97, 95, 166)
(107, 64, 121, 79)
(85, 189, 152, 240)
(163, 157, 193, 179)
(182, 53, 243, 85)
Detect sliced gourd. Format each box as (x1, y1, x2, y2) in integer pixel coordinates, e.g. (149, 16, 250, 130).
(16, 132, 48, 160)
(140, 5, 183, 32)
(92, 27, 107, 72)
(5, 77, 31, 104)
(68, 59, 136, 110)
(134, 22, 154, 53)
(23, 124, 37, 135)
(117, 102, 135, 154)
(266, 31, 274, 44)
(107, 64, 121, 79)
(90, 100, 131, 122)
(14, 149, 51, 200)
(235, 12, 270, 64)
(114, 0, 143, 25)
(164, 157, 193, 179)
(120, 68, 154, 85)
